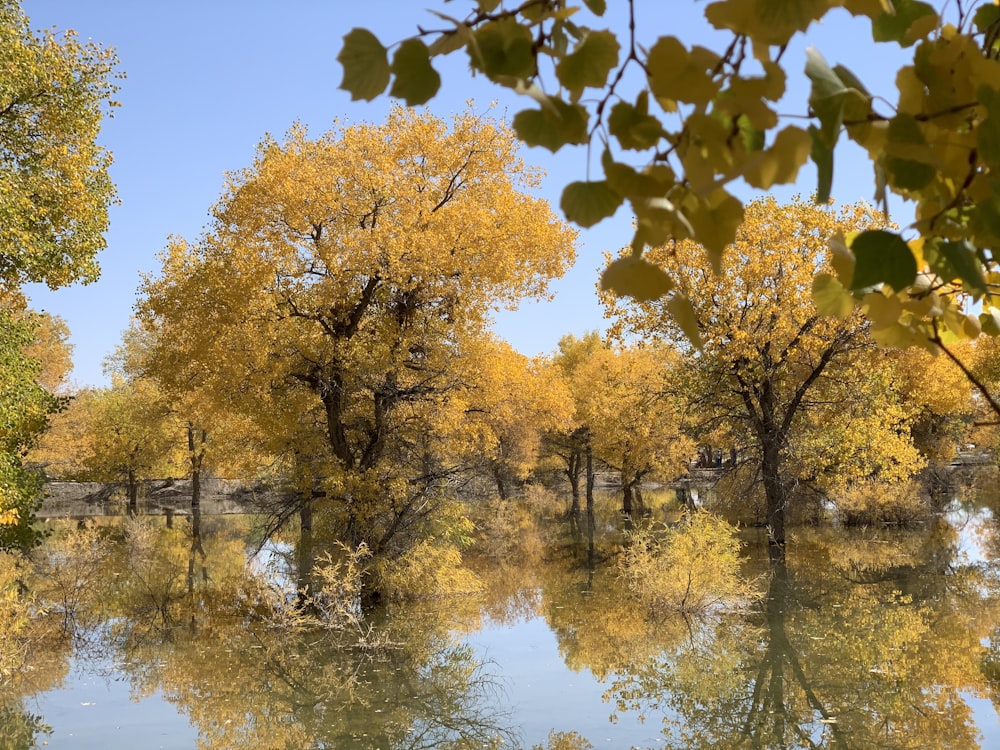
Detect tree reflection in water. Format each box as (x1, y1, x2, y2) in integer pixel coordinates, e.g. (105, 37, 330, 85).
(605, 523, 1000, 749)
(10, 507, 1000, 748)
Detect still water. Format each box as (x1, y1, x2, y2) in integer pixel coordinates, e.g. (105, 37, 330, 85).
(9, 499, 1000, 749)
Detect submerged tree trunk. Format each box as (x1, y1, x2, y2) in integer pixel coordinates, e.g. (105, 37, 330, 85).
(567, 447, 582, 516)
(127, 469, 138, 516)
(186, 502, 207, 594)
(762, 437, 787, 558)
(297, 497, 315, 602)
(187, 424, 206, 513)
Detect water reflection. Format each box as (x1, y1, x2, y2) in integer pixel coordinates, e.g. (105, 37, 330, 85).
(605, 523, 1000, 749)
(9, 499, 1000, 748)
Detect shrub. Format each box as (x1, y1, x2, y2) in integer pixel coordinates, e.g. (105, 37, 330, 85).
(619, 510, 756, 614)
(829, 479, 929, 526)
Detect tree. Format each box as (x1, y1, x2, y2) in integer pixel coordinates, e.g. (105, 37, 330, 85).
(136, 107, 577, 599)
(573, 343, 693, 515)
(34, 380, 184, 513)
(0, 306, 61, 548)
(0, 0, 119, 291)
(603, 197, 923, 552)
(548, 332, 605, 517)
(462, 338, 574, 499)
(339, 1, 1000, 406)
(0, 0, 119, 547)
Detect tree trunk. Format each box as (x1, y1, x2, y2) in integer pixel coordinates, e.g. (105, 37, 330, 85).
(187, 424, 206, 512)
(127, 469, 138, 516)
(761, 436, 786, 558)
(567, 448, 581, 516)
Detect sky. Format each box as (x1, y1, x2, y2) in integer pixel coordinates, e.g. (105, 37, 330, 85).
(21, 0, 915, 388)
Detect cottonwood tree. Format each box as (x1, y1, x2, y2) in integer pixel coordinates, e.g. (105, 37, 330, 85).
(0, 306, 66, 547)
(573, 343, 693, 515)
(462, 337, 575, 500)
(136, 108, 577, 599)
(340, 1, 1000, 408)
(0, 0, 119, 547)
(604, 197, 923, 553)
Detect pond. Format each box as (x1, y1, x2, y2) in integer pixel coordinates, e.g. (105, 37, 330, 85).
(8, 493, 1000, 749)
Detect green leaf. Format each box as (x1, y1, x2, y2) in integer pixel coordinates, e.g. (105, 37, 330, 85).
(647, 36, 721, 105)
(338, 29, 390, 101)
(472, 18, 536, 80)
(872, 0, 937, 46)
(981, 307, 1000, 336)
(883, 114, 935, 190)
(556, 29, 619, 102)
(602, 155, 675, 198)
(583, 0, 607, 14)
(512, 99, 589, 152)
(561, 181, 623, 227)
(809, 125, 834, 204)
(389, 39, 440, 106)
(686, 190, 744, 271)
(667, 294, 703, 349)
(937, 240, 988, 297)
(600, 255, 673, 301)
(608, 93, 664, 150)
(812, 273, 855, 318)
(978, 85, 1000, 170)
(850, 230, 918, 292)
(805, 47, 846, 148)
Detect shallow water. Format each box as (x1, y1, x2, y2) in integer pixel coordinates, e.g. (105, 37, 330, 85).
(9, 501, 1000, 749)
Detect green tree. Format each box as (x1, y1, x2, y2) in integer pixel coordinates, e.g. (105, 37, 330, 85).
(0, 0, 119, 547)
(0, 307, 60, 548)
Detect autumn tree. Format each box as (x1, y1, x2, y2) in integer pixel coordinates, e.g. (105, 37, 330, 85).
(0, 0, 119, 547)
(573, 343, 693, 515)
(33, 379, 184, 513)
(136, 108, 577, 600)
(547, 332, 605, 517)
(462, 337, 574, 499)
(341, 2, 1000, 413)
(604, 197, 923, 552)
(0, 306, 63, 548)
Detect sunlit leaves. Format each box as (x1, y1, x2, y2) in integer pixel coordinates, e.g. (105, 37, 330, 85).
(646, 37, 720, 105)
(337, 28, 390, 101)
(812, 274, 854, 318)
(600, 255, 673, 301)
(336, 1, 1000, 360)
(850, 230, 918, 292)
(0, 2, 119, 290)
(742, 126, 812, 189)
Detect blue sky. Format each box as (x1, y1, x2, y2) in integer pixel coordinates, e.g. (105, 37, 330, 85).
(22, 1, 913, 388)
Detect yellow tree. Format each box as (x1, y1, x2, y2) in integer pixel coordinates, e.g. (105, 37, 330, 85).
(463, 337, 575, 499)
(548, 332, 605, 516)
(33, 380, 184, 513)
(136, 108, 577, 599)
(604, 196, 923, 551)
(1, 0, 118, 549)
(574, 344, 693, 515)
